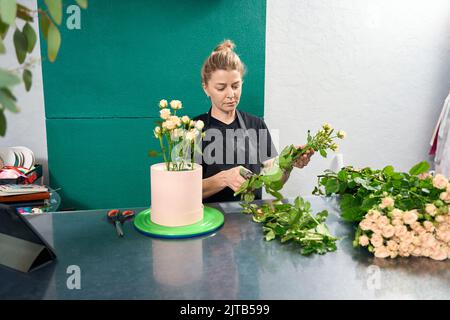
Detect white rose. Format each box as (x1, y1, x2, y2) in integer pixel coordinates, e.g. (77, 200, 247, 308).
(195, 120, 204, 131)
(159, 99, 168, 108)
(337, 130, 346, 139)
(433, 174, 448, 190)
(185, 130, 197, 142)
(162, 120, 176, 131)
(322, 123, 331, 131)
(181, 115, 190, 124)
(169, 115, 182, 127)
(160, 108, 171, 120)
(170, 100, 182, 110)
(153, 126, 161, 138)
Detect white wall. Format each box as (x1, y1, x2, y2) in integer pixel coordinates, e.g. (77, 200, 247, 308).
(264, 0, 450, 198)
(0, 0, 48, 185)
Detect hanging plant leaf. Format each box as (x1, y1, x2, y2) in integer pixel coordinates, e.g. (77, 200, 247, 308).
(75, 0, 88, 9)
(0, 109, 6, 136)
(0, 68, 20, 87)
(0, 0, 17, 25)
(23, 69, 32, 92)
(44, 0, 62, 25)
(23, 22, 36, 53)
(47, 21, 61, 62)
(13, 28, 27, 64)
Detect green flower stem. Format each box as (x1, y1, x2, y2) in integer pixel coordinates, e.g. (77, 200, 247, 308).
(158, 135, 169, 171)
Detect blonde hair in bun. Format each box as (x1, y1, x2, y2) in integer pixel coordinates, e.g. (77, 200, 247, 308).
(201, 39, 246, 84)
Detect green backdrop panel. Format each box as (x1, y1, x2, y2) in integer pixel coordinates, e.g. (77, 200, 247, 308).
(41, 0, 267, 210)
(46, 118, 159, 210)
(41, 0, 266, 118)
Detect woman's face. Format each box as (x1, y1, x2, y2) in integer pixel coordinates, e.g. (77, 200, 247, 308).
(203, 69, 243, 113)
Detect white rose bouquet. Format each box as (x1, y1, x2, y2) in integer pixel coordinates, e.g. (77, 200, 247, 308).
(150, 99, 204, 171)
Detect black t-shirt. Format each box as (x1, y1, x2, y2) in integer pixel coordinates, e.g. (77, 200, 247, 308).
(193, 109, 278, 203)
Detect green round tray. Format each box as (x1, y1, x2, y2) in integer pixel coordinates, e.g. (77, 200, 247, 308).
(134, 206, 224, 239)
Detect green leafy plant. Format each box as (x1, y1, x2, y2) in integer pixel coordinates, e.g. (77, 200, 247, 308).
(312, 161, 437, 222)
(235, 123, 346, 202)
(242, 196, 338, 255)
(232, 123, 346, 255)
(0, 0, 88, 136)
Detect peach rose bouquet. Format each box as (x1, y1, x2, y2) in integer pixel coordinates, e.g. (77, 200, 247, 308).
(314, 161, 450, 260)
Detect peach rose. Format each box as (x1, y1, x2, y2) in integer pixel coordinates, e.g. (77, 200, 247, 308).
(371, 234, 384, 248)
(430, 247, 447, 261)
(418, 172, 431, 180)
(382, 225, 395, 238)
(374, 246, 390, 258)
(411, 247, 422, 257)
(402, 210, 418, 225)
(359, 235, 370, 247)
(425, 204, 437, 216)
(423, 221, 435, 232)
(394, 225, 408, 238)
(195, 120, 204, 131)
(392, 209, 403, 219)
(436, 215, 445, 223)
(359, 219, 372, 231)
(379, 197, 395, 209)
(377, 215, 390, 226)
(392, 219, 403, 226)
(433, 174, 449, 190)
(387, 240, 399, 251)
(367, 209, 382, 220)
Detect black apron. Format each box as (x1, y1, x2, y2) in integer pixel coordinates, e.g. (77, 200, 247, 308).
(202, 108, 262, 202)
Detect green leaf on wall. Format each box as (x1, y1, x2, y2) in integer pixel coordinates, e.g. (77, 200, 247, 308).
(44, 0, 62, 25)
(47, 21, 61, 62)
(23, 22, 36, 53)
(0, 0, 17, 25)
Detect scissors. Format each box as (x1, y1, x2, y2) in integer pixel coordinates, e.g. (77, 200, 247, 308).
(107, 209, 135, 237)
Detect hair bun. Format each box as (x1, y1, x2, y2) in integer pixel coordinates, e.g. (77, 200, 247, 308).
(214, 39, 236, 52)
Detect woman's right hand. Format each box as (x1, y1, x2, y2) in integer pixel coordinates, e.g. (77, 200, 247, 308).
(222, 166, 247, 192)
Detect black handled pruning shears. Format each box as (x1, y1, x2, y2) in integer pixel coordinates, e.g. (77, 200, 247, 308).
(107, 209, 135, 237)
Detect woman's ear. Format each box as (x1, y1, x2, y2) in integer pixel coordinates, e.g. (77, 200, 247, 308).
(202, 82, 210, 98)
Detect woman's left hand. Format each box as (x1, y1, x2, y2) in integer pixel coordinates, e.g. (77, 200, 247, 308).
(293, 145, 315, 169)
